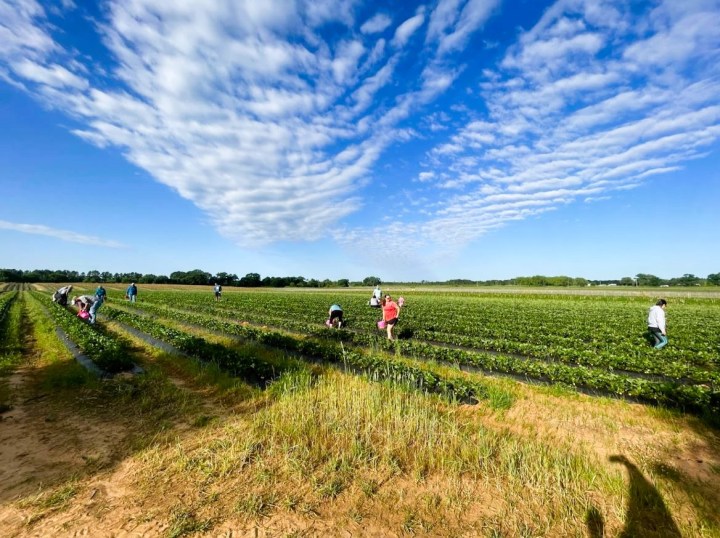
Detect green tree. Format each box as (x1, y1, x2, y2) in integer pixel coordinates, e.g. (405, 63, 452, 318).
(707, 273, 720, 286)
(636, 273, 661, 287)
(238, 273, 262, 287)
(363, 276, 382, 286)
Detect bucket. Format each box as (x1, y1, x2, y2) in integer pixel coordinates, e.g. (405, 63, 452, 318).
(377, 320, 386, 329)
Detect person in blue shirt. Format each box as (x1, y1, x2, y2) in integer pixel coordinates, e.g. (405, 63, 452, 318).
(126, 282, 138, 303)
(328, 304, 344, 328)
(90, 286, 107, 324)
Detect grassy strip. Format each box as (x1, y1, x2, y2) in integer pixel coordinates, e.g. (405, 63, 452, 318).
(29, 292, 134, 373)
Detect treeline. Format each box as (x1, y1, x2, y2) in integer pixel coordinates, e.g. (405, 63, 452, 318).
(0, 268, 354, 288)
(1, 268, 719, 287)
(424, 273, 720, 287)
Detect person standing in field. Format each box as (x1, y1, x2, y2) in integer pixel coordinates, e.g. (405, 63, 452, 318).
(126, 282, 138, 303)
(90, 285, 106, 324)
(214, 283, 222, 301)
(373, 285, 382, 302)
(381, 294, 401, 340)
(647, 299, 668, 349)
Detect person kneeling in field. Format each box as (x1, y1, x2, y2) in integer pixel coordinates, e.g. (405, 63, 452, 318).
(327, 304, 344, 328)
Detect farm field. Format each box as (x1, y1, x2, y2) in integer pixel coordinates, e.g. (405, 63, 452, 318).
(0, 283, 719, 537)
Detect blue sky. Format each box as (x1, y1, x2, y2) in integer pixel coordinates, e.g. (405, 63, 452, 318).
(1, 0, 719, 282)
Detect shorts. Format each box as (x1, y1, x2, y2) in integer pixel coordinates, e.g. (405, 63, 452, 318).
(386, 317, 398, 326)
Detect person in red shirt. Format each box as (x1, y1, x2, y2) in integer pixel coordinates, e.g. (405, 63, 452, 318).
(381, 294, 401, 340)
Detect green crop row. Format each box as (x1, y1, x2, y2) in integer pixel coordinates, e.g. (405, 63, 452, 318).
(102, 306, 279, 386)
(102, 303, 491, 403)
(110, 297, 719, 418)
(101, 288, 719, 381)
(30, 292, 134, 373)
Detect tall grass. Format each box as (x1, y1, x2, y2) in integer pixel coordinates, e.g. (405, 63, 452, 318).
(156, 370, 614, 534)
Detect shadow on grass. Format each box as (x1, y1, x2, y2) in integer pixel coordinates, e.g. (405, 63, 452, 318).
(609, 454, 681, 538)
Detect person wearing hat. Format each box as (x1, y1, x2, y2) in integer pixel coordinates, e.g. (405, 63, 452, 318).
(126, 282, 138, 303)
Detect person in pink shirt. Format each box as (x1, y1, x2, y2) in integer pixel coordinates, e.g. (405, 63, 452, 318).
(381, 294, 401, 340)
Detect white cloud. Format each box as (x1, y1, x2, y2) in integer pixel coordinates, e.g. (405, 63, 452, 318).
(340, 0, 720, 256)
(0, 220, 126, 248)
(392, 11, 425, 48)
(361, 13, 392, 34)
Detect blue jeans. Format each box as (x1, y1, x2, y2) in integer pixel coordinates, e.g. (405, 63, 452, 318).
(89, 298, 103, 324)
(129, 294, 136, 303)
(649, 327, 667, 349)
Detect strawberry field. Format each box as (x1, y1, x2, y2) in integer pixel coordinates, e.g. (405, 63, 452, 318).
(96, 287, 720, 417)
(5, 284, 720, 420)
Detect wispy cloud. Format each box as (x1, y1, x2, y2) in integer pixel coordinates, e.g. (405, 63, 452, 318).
(2, 0, 718, 272)
(0, 0, 473, 248)
(340, 0, 720, 257)
(0, 220, 126, 248)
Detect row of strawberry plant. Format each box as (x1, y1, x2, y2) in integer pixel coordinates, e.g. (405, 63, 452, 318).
(408, 328, 719, 384)
(29, 292, 134, 373)
(102, 303, 491, 403)
(102, 306, 287, 387)
(0, 291, 18, 351)
(114, 298, 718, 418)
(116, 290, 719, 385)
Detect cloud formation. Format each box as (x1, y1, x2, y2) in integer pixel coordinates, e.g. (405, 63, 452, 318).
(1, 0, 719, 263)
(338, 0, 720, 262)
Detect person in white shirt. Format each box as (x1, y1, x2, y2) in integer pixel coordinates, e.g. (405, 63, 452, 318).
(52, 285, 73, 306)
(647, 299, 668, 349)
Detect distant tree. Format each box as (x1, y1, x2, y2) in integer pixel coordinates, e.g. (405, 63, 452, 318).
(636, 273, 661, 286)
(212, 272, 238, 286)
(670, 273, 701, 287)
(307, 278, 320, 288)
(238, 273, 262, 287)
(363, 276, 382, 286)
(139, 274, 157, 284)
(337, 278, 350, 287)
(707, 273, 720, 286)
(619, 277, 634, 286)
(0, 269, 23, 282)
